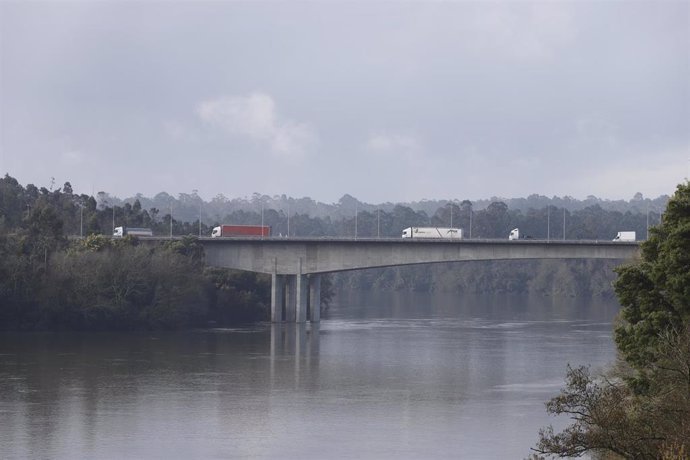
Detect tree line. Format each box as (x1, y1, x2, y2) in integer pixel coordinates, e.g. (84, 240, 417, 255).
(0, 173, 665, 330)
(0, 175, 273, 330)
(219, 193, 659, 297)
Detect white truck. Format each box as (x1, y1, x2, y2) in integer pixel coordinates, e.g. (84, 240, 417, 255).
(113, 226, 153, 237)
(613, 231, 636, 242)
(509, 228, 520, 240)
(401, 227, 463, 239)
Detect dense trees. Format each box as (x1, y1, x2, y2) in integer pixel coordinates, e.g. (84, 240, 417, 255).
(614, 183, 690, 372)
(1, 174, 661, 242)
(329, 259, 619, 297)
(0, 173, 669, 330)
(0, 232, 268, 330)
(0, 176, 269, 330)
(534, 182, 690, 459)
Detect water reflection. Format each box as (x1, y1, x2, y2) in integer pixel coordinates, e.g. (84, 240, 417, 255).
(0, 292, 620, 459)
(270, 323, 321, 389)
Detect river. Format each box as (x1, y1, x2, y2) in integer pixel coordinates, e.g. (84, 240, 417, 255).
(0, 291, 620, 459)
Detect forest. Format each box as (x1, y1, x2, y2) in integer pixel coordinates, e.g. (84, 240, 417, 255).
(0, 174, 666, 330)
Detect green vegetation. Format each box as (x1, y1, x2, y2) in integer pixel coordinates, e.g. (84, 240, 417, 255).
(212, 190, 659, 297)
(0, 173, 666, 330)
(329, 259, 619, 297)
(533, 182, 690, 459)
(0, 175, 271, 330)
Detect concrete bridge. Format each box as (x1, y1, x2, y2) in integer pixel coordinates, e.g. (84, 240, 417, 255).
(197, 237, 640, 323)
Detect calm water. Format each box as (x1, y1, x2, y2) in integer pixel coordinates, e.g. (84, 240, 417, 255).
(0, 292, 620, 459)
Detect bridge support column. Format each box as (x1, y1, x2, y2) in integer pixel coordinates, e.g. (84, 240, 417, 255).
(272, 274, 318, 323)
(295, 274, 308, 323)
(271, 274, 285, 323)
(309, 274, 321, 322)
(285, 276, 297, 322)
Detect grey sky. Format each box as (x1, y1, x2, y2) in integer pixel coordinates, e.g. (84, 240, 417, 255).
(1, 1, 688, 203)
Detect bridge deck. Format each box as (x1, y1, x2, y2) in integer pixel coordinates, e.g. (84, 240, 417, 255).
(145, 236, 642, 323)
(196, 237, 640, 275)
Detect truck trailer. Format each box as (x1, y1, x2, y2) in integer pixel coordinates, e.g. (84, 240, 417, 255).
(113, 226, 153, 237)
(211, 225, 271, 238)
(401, 227, 463, 239)
(613, 231, 636, 242)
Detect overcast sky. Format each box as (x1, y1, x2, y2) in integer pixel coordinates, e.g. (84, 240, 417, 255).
(1, 1, 688, 204)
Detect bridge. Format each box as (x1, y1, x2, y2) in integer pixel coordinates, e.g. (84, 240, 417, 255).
(196, 237, 640, 324)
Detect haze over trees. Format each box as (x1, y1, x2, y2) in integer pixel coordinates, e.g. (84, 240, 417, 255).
(0, 174, 667, 330)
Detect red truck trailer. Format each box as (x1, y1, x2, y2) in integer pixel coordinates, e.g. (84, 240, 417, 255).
(211, 225, 271, 238)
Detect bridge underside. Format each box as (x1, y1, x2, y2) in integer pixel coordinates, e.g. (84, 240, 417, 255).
(200, 238, 639, 323)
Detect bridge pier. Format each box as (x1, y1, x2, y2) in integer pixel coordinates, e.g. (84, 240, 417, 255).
(271, 273, 321, 323)
(285, 275, 296, 322)
(309, 274, 321, 322)
(270, 274, 284, 323)
(296, 274, 308, 322)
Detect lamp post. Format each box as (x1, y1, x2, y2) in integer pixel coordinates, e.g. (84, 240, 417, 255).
(193, 189, 201, 237)
(450, 199, 460, 238)
(261, 201, 264, 240)
(450, 200, 453, 229)
(354, 202, 358, 240)
(103, 198, 115, 236)
(461, 200, 473, 239)
(377, 209, 380, 239)
(547, 205, 550, 241)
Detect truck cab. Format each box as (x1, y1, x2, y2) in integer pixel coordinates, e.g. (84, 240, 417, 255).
(613, 231, 636, 242)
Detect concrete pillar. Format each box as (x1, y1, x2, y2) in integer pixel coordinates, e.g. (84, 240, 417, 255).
(271, 274, 285, 322)
(285, 275, 297, 322)
(295, 274, 308, 323)
(309, 274, 321, 322)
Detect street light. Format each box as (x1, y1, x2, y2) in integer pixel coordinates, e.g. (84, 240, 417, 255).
(193, 189, 201, 237)
(377, 209, 380, 239)
(261, 201, 264, 240)
(450, 200, 453, 229)
(461, 200, 472, 239)
(354, 201, 358, 239)
(449, 199, 459, 231)
(547, 205, 550, 241)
